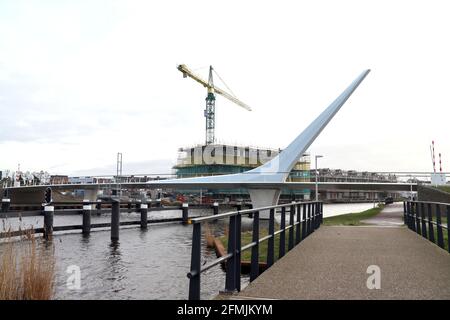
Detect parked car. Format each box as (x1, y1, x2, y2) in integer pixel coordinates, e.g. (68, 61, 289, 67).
(384, 197, 394, 205)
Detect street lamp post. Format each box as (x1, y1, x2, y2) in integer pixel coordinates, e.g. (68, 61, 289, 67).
(315, 155, 323, 201)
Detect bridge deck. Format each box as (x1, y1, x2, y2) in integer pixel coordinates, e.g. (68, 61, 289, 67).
(234, 204, 450, 300)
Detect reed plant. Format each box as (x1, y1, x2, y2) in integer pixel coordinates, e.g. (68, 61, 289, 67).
(0, 224, 55, 300)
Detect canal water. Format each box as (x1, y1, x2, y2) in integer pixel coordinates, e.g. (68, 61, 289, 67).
(0, 202, 376, 299)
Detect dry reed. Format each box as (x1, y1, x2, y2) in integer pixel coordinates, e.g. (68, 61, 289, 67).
(0, 227, 55, 300)
(204, 223, 215, 248)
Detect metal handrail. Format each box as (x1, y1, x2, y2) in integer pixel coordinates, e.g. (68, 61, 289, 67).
(187, 200, 323, 300)
(404, 201, 449, 253)
(189, 200, 321, 224)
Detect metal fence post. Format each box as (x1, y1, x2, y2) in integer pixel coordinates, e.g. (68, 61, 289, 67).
(235, 213, 241, 292)
(295, 204, 301, 244)
(279, 207, 286, 258)
(43, 205, 54, 240)
(182, 203, 189, 224)
(307, 203, 312, 236)
(406, 201, 411, 229)
(250, 211, 260, 282)
(111, 199, 120, 241)
(188, 222, 201, 300)
(435, 204, 444, 249)
(288, 204, 295, 250)
(421, 203, 427, 238)
(403, 201, 406, 223)
(411, 202, 417, 232)
(225, 215, 237, 292)
(267, 208, 275, 267)
(427, 203, 435, 243)
(320, 202, 324, 225)
(140, 203, 148, 229)
(82, 203, 92, 235)
(302, 203, 307, 240)
(415, 202, 421, 235)
(447, 205, 450, 253)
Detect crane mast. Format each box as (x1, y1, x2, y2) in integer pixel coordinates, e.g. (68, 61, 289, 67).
(205, 66, 216, 144)
(177, 64, 251, 145)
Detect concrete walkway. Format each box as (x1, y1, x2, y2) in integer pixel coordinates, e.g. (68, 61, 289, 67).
(234, 204, 450, 300)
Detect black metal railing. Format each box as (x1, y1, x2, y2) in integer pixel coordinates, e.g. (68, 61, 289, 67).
(186, 200, 323, 300)
(404, 200, 449, 252)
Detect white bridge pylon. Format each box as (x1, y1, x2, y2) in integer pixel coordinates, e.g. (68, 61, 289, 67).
(163, 69, 371, 217)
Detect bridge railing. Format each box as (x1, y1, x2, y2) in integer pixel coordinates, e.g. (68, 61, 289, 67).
(186, 200, 323, 300)
(404, 200, 449, 252)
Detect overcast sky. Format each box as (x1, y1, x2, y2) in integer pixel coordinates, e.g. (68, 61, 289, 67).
(1, 0, 449, 176)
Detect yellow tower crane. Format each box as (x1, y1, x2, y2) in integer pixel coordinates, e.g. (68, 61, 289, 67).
(177, 64, 251, 145)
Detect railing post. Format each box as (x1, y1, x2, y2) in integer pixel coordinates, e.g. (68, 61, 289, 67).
(250, 211, 260, 282)
(188, 222, 201, 300)
(411, 202, 416, 232)
(1, 198, 10, 213)
(307, 203, 312, 236)
(403, 201, 407, 223)
(435, 204, 444, 249)
(140, 203, 148, 229)
(314, 202, 319, 229)
(43, 205, 54, 240)
(288, 204, 295, 250)
(295, 204, 301, 244)
(82, 202, 92, 235)
(225, 215, 237, 292)
(235, 213, 241, 292)
(267, 208, 275, 268)
(427, 203, 435, 243)
(279, 207, 286, 258)
(320, 202, 323, 225)
(182, 203, 189, 224)
(406, 201, 411, 229)
(302, 203, 307, 240)
(111, 199, 120, 242)
(421, 203, 427, 238)
(447, 205, 450, 254)
(415, 202, 421, 235)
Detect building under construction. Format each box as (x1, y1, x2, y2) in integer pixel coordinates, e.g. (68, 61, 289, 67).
(173, 143, 311, 201)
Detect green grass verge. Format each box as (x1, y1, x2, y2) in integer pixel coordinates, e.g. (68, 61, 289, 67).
(322, 204, 385, 226)
(437, 186, 450, 194)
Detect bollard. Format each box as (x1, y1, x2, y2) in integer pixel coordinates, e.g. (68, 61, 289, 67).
(182, 203, 189, 224)
(96, 200, 102, 216)
(82, 203, 92, 235)
(1, 198, 11, 213)
(135, 199, 141, 212)
(140, 204, 148, 229)
(213, 202, 219, 215)
(43, 205, 54, 240)
(111, 200, 120, 241)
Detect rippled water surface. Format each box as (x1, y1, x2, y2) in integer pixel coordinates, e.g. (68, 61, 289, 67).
(0, 203, 375, 299)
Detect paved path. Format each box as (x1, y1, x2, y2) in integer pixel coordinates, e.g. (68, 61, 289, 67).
(234, 204, 450, 300)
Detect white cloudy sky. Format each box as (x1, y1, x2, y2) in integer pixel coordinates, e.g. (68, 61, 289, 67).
(0, 0, 449, 176)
